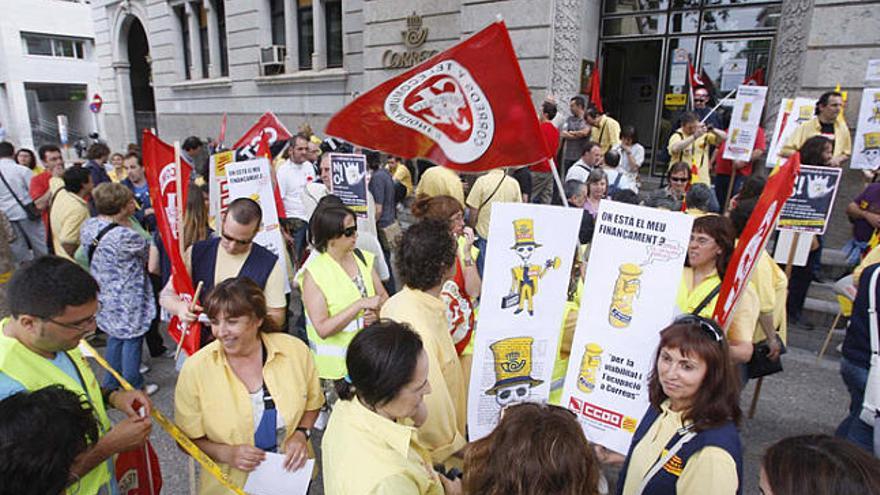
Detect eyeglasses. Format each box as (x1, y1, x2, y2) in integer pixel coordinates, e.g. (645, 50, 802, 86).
(674, 314, 723, 344)
(694, 97, 708, 102)
(222, 232, 254, 246)
(41, 303, 101, 332)
(669, 176, 689, 183)
(342, 226, 357, 238)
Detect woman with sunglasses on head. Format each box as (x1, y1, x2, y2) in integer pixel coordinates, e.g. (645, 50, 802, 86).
(643, 162, 691, 211)
(175, 277, 323, 495)
(677, 215, 756, 364)
(299, 204, 388, 411)
(611, 317, 743, 495)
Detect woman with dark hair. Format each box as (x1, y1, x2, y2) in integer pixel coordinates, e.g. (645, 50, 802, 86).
(382, 219, 466, 468)
(614, 317, 743, 494)
(676, 215, 756, 363)
(643, 162, 691, 211)
(800, 135, 833, 166)
(299, 204, 388, 403)
(465, 402, 601, 495)
(584, 168, 608, 219)
(760, 434, 880, 495)
(323, 320, 461, 495)
(14, 148, 38, 172)
(615, 125, 644, 191)
(175, 277, 323, 495)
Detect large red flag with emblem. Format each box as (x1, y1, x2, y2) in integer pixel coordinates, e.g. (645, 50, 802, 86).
(142, 131, 200, 356)
(325, 21, 547, 172)
(713, 153, 801, 328)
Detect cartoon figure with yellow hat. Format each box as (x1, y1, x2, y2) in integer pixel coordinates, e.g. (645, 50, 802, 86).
(502, 219, 561, 316)
(485, 337, 544, 407)
(869, 92, 880, 124)
(862, 132, 880, 170)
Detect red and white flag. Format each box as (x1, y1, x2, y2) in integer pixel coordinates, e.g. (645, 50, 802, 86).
(234, 112, 292, 161)
(326, 21, 547, 172)
(713, 153, 801, 328)
(142, 131, 200, 356)
(589, 60, 604, 114)
(743, 67, 765, 86)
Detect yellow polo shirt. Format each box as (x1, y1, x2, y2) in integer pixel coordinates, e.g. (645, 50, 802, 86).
(323, 397, 444, 495)
(392, 164, 414, 196)
(415, 166, 464, 207)
(621, 400, 739, 495)
(465, 169, 522, 239)
(751, 251, 788, 343)
(381, 287, 467, 465)
(781, 116, 852, 158)
(676, 267, 758, 344)
(49, 189, 89, 260)
(591, 115, 622, 154)
(174, 332, 324, 495)
(667, 130, 718, 185)
(184, 243, 287, 309)
(854, 244, 880, 285)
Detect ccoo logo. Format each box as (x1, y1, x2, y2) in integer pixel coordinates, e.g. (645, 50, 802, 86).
(384, 60, 494, 163)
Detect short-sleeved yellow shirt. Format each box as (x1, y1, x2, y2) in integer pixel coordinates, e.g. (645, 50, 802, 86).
(676, 267, 758, 343)
(49, 189, 89, 260)
(174, 332, 324, 495)
(392, 164, 414, 196)
(591, 115, 622, 154)
(381, 287, 467, 465)
(415, 166, 464, 207)
(751, 251, 788, 343)
(465, 169, 522, 239)
(184, 243, 287, 309)
(781, 116, 852, 159)
(667, 129, 718, 185)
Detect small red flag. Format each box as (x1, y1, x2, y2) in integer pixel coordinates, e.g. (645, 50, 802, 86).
(743, 67, 765, 86)
(142, 131, 200, 356)
(217, 113, 228, 146)
(326, 21, 548, 172)
(589, 61, 604, 114)
(713, 153, 800, 328)
(234, 112, 292, 161)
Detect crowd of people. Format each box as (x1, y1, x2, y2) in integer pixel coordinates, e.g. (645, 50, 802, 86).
(0, 87, 879, 495)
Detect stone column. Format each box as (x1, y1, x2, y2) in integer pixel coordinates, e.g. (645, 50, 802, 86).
(284, 0, 300, 71)
(311, 0, 327, 70)
(185, 1, 203, 79)
(203, 0, 221, 78)
(112, 61, 137, 144)
(765, 0, 815, 129)
(550, 0, 585, 114)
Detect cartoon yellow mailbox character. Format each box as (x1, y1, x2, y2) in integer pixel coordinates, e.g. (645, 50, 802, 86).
(502, 219, 560, 316)
(485, 337, 544, 407)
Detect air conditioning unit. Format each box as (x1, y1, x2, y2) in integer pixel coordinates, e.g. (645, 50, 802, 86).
(260, 45, 286, 75)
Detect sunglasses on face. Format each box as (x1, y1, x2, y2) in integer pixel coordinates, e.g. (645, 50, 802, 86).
(670, 176, 689, 183)
(674, 314, 724, 344)
(222, 232, 254, 246)
(342, 226, 357, 238)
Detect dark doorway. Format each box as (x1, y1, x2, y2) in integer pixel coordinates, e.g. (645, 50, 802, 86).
(601, 39, 663, 165)
(127, 17, 156, 144)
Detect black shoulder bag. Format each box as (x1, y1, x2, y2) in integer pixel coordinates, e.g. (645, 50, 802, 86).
(87, 222, 121, 265)
(0, 169, 40, 221)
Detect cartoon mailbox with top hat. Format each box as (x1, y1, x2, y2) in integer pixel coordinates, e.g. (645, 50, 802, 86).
(485, 337, 544, 406)
(502, 219, 561, 316)
(862, 132, 880, 170)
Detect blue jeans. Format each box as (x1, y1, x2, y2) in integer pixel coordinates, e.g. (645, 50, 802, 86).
(474, 236, 488, 278)
(102, 335, 145, 390)
(836, 357, 874, 452)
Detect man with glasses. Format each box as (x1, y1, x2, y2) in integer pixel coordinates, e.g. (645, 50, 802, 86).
(161, 198, 287, 342)
(692, 86, 723, 130)
(0, 256, 153, 495)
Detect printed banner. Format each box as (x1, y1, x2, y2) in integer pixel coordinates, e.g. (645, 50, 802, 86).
(142, 131, 200, 356)
(328, 153, 368, 218)
(851, 87, 880, 170)
(225, 158, 287, 262)
(778, 165, 842, 235)
(714, 153, 800, 328)
(766, 97, 815, 168)
(208, 151, 234, 228)
(467, 203, 581, 440)
(561, 201, 692, 454)
(722, 85, 768, 162)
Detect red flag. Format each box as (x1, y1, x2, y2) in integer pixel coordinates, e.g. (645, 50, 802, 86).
(687, 61, 706, 91)
(233, 112, 292, 161)
(142, 131, 200, 356)
(326, 21, 547, 172)
(589, 61, 604, 114)
(258, 130, 288, 220)
(743, 67, 765, 86)
(115, 442, 162, 494)
(217, 113, 228, 146)
(713, 153, 801, 328)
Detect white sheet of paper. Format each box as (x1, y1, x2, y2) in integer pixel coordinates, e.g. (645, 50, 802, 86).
(773, 229, 812, 267)
(243, 453, 313, 495)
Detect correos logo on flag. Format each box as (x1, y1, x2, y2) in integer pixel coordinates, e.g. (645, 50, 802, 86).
(384, 60, 494, 163)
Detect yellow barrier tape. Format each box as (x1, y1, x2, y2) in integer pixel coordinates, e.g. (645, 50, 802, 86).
(78, 340, 247, 495)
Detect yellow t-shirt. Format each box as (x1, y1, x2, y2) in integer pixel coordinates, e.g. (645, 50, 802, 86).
(781, 117, 852, 159)
(621, 400, 739, 495)
(380, 287, 467, 465)
(174, 332, 324, 495)
(49, 189, 89, 260)
(465, 169, 522, 239)
(184, 242, 287, 309)
(591, 115, 622, 154)
(854, 244, 880, 285)
(391, 164, 414, 196)
(751, 251, 788, 343)
(415, 166, 464, 207)
(676, 267, 758, 343)
(667, 129, 718, 185)
(322, 397, 444, 495)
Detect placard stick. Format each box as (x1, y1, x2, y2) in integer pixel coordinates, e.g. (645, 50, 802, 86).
(549, 158, 570, 208)
(724, 169, 738, 214)
(174, 280, 204, 361)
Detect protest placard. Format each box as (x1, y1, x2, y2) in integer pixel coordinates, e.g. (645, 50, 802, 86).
(467, 203, 581, 440)
(778, 165, 841, 235)
(328, 153, 368, 218)
(225, 158, 287, 262)
(766, 97, 815, 168)
(851, 87, 880, 170)
(208, 150, 234, 228)
(723, 85, 768, 162)
(560, 201, 692, 454)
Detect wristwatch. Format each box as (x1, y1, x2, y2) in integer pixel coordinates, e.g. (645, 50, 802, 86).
(295, 426, 311, 440)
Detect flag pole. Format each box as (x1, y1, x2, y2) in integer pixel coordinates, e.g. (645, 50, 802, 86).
(173, 141, 185, 257)
(700, 87, 738, 125)
(549, 158, 569, 208)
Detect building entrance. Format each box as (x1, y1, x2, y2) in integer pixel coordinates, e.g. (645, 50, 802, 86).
(127, 17, 156, 144)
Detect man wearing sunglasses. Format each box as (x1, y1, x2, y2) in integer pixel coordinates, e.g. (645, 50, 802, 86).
(161, 198, 287, 342)
(0, 256, 153, 495)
